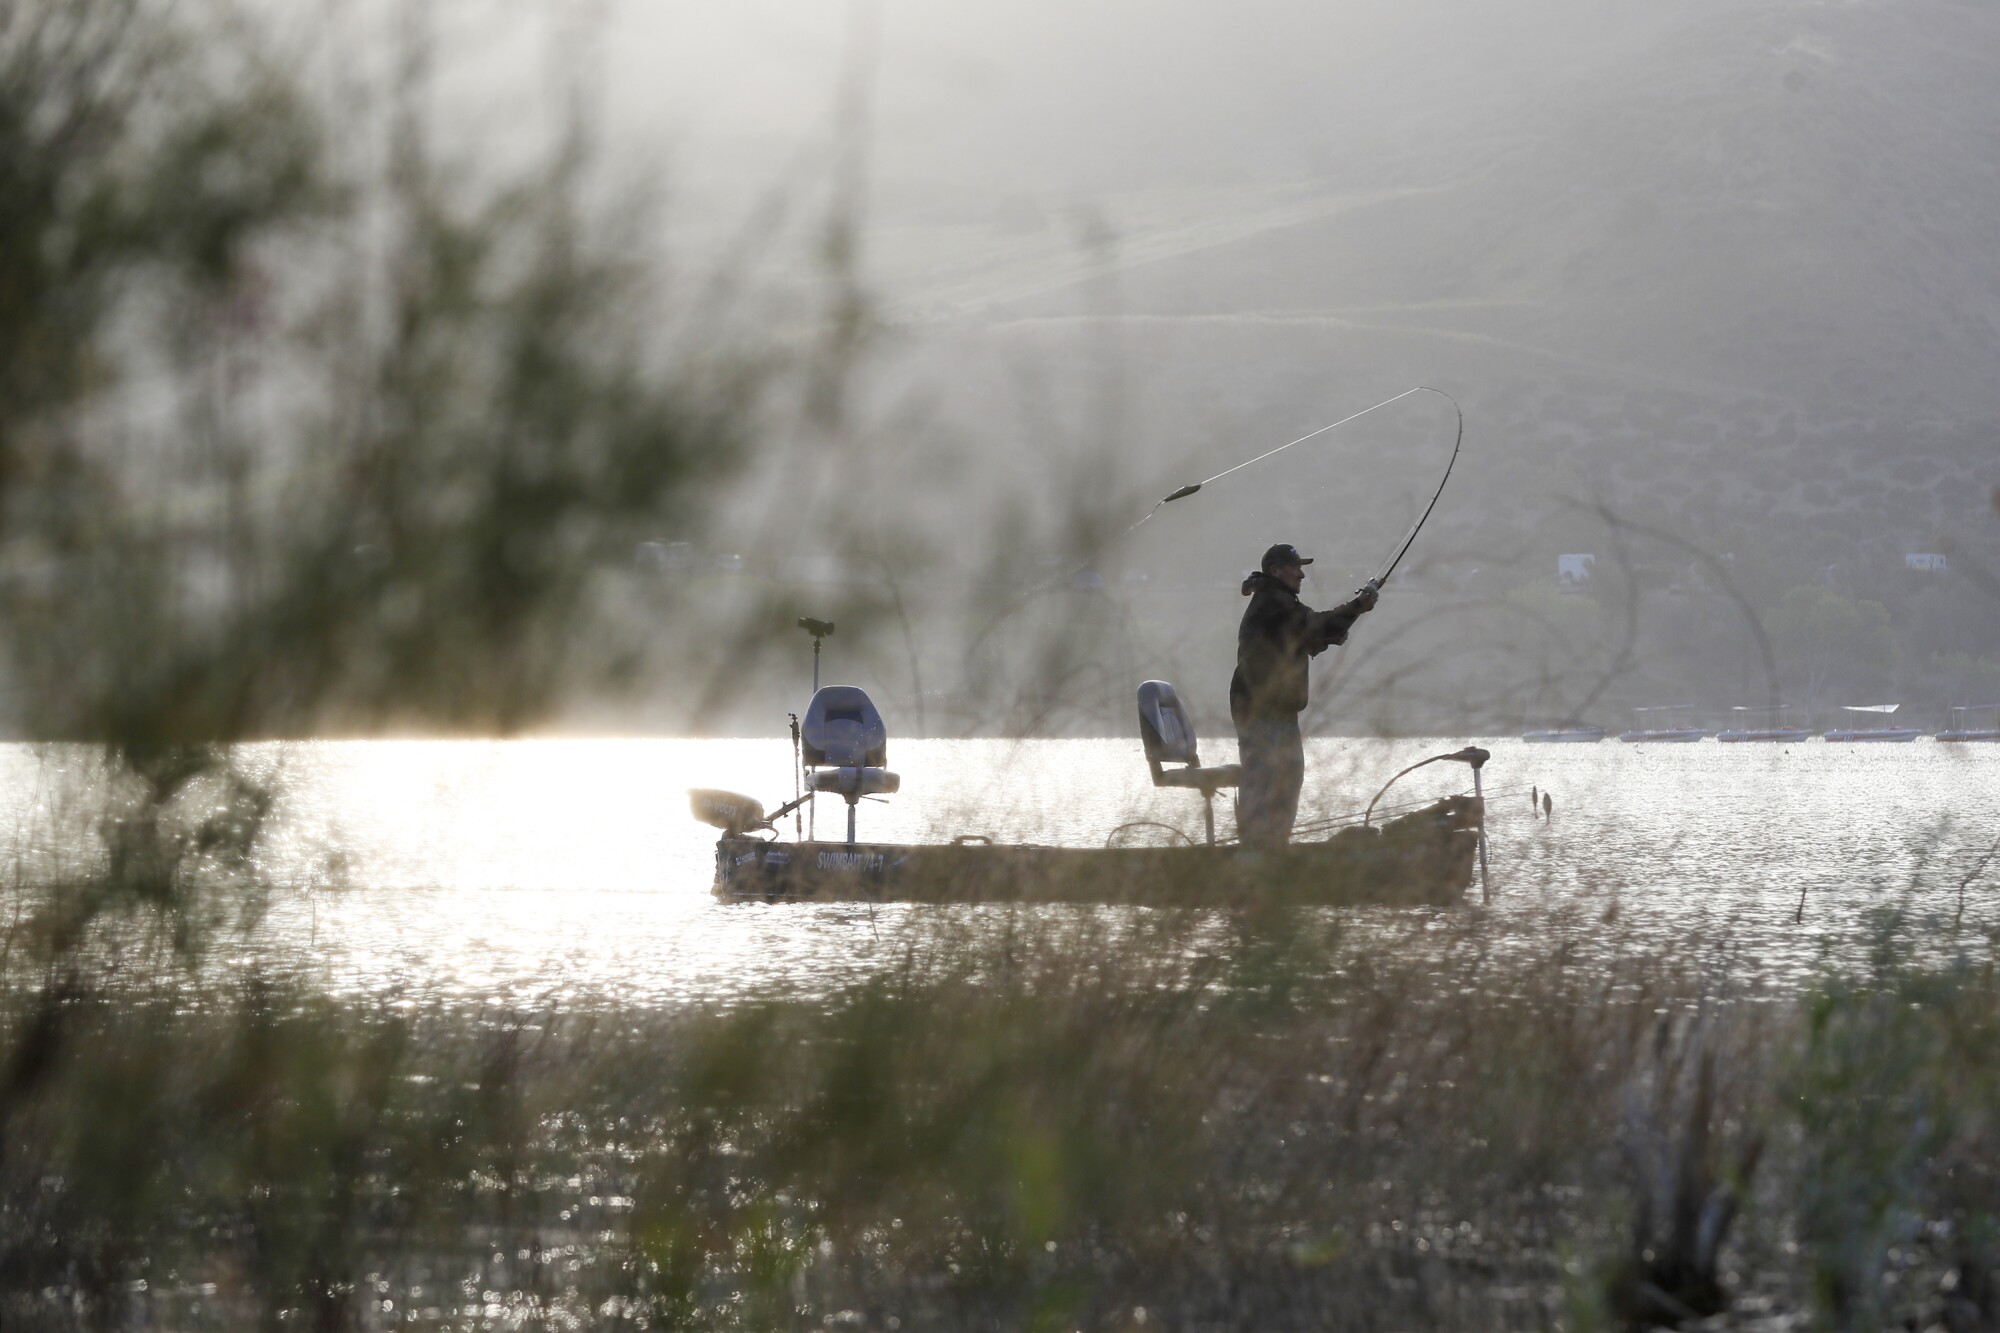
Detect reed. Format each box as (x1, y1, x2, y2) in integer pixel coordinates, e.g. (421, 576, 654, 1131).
(8, 890, 1996, 1331)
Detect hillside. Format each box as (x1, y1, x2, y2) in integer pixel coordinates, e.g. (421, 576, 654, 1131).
(891, 0, 2000, 408)
(856, 0, 2000, 567)
(736, 0, 2000, 734)
(569, 0, 2000, 734)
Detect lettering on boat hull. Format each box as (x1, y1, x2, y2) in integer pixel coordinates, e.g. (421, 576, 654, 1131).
(818, 850, 887, 873)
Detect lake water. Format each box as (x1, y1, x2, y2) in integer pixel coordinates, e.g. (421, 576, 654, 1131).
(5, 737, 1998, 1004)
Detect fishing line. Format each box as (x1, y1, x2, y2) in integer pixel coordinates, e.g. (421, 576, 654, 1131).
(1168, 386, 1427, 502)
(1123, 385, 1462, 589)
(966, 384, 1461, 667)
(1120, 386, 1426, 543)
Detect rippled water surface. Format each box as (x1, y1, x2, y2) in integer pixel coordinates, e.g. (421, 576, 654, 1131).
(6, 737, 1998, 1003)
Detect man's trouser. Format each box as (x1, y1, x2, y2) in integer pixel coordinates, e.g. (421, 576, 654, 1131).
(1235, 717, 1305, 848)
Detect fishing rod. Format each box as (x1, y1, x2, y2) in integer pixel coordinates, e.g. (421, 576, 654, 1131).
(1367, 387, 1462, 586)
(1134, 385, 1464, 589)
(963, 385, 1463, 665)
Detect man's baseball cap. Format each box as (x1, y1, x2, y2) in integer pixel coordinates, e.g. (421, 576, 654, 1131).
(1260, 543, 1314, 571)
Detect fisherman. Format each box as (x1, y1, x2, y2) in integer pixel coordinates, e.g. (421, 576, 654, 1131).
(1230, 543, 1379, 848)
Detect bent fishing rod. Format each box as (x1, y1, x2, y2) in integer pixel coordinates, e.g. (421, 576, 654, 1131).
(1132, 384, 1464, 590)
(967, 385, 1463, 660)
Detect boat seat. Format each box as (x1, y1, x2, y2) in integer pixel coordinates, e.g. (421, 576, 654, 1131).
(801, 685, 901, 848)
(802, 685, 889, 769)
(1150, 761, 1243, 794)
(1135, 680, 1239, 844)
(807, 766, 901, 800)
(1136, 680, 1240, 792)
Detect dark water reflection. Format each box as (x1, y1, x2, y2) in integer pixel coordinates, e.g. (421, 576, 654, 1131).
(4, 738, 1997, 1004)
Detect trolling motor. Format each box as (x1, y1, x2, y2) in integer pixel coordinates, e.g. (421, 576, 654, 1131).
(690, 789, 770, 837)
(691, 787, 815, 837)
(1362, 746, 1491, 903)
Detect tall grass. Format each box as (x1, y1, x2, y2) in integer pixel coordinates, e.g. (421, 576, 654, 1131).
(8, 896, 1997, 1331)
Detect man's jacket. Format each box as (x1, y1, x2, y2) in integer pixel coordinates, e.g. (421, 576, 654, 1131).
(1229, 572, 1370, 726)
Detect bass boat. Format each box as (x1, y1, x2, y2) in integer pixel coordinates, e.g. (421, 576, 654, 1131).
(692, 679, 1489, 907)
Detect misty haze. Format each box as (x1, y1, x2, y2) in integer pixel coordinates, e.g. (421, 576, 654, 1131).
(575, 0, 2000, 739)
(3, 0, 1999, 1329)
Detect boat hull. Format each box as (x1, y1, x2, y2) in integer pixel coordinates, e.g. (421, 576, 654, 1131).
(1937, 731, 2000, 743)
(1617, 729, 1707, 743)
(1716, 729, 1814, 743)
(1521, 728, 1604, 743)
(711, 796, 1483, 907)
(1822, 728, 1922, 742)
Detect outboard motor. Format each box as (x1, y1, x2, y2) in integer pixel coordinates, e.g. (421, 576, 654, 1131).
(1136, 680, 1241, 846)
(801, 685, 901, 847)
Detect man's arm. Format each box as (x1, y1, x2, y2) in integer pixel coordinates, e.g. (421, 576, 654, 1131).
(1305, 585, 1379, 654)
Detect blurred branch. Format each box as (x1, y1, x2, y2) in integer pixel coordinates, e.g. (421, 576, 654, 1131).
(1573, 502, 1783, 713)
